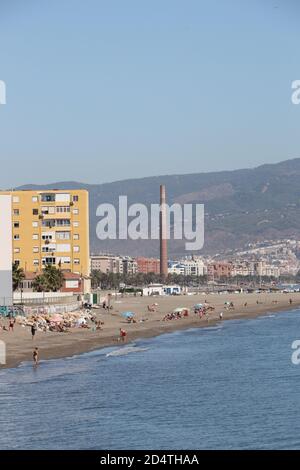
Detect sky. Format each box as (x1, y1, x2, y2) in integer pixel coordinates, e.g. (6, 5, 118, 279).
(0, 0, 300, 187)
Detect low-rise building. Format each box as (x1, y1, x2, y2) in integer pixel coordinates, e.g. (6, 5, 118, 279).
(207, 262, 233, 280)
(136, 257, 160, 274)
(19, 271, 90, 294)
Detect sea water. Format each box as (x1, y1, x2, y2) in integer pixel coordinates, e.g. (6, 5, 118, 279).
(1, 308, 300, 449)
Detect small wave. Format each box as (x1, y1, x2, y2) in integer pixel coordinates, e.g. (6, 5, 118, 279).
(106, 346, 149, 357)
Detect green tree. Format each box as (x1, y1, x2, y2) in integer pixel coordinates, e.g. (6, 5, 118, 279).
(32, 264, 64, 292)
(32, 274, 48, 292)
(12, 263, 25, 291)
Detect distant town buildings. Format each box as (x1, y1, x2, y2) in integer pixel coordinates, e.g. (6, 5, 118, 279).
(90, 238, 300, 281)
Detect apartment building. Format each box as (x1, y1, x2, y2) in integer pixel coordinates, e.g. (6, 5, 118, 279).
(136, 257, 160, 274)
(207, 262, 233, 280)
(0, 194, 13, 305)
(90, 254, 124, 274)
(0, 189, 90, 276)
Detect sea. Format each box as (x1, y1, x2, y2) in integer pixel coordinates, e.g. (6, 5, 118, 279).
(1, 308, 300, 450)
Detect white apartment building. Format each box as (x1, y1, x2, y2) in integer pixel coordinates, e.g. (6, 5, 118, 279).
(0, 195, 13, 305)
(168, 258, 207, 277)
(90, 254, 124, 274)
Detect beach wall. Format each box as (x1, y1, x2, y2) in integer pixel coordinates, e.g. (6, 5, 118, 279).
(0, 195, 12, 305)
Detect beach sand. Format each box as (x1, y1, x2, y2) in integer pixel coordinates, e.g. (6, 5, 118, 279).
(1, 291, 300, 369)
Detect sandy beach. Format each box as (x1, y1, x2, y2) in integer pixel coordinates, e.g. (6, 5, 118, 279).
(1, 291, 300, 370)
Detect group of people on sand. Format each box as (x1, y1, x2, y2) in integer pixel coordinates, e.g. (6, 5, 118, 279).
(163, 309, 189, 321)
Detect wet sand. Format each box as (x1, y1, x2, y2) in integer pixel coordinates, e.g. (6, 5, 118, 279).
(1, 291, 300, 369)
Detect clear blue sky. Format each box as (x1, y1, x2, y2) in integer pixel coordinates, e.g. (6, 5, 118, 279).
(0, 0, 299, 187)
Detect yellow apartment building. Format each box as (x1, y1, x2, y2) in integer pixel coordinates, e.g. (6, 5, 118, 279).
(0, 189, 90, 277)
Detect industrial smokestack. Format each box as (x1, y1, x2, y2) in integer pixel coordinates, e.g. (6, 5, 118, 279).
(160, 185, 168, 278)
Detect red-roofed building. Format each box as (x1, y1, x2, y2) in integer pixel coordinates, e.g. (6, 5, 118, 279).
(19, 271, 88, 293)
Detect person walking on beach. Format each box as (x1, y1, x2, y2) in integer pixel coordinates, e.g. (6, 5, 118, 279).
(31, 322, 37, 340)
(219, 312, 223, 320)
(33, 347, 39, 367)
(119, 328, 127, 342)
(8, 317, 15, 332)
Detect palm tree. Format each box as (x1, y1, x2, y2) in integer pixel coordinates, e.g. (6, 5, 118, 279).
(32, 265, 64, 292)
(32, 274, 47, 292)
(43, 264, 64, 291)
(12, 263, 25, 291)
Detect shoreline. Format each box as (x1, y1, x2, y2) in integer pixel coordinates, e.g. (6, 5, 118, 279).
(1, 292, 300, 370)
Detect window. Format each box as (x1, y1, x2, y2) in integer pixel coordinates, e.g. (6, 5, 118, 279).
(74, 258, 80, 265)
(65, 280, 79, 289)
(32, 234, 39, 240)
(55, 219, 71, 226)
(32, 208, 39, 215)
(13, 209, 19, 216)
(56, 231, 70, 240)
(41, 206, 55, 215)
(42, 218, 71, 227)
(56, 206, 70, 213)
(13, 196, 19, 203)
(33, 247, 39, 253)
(73, 195, 79, 202)
(41, 194, 55, 202)
(73, 221, 79, 227)
(13, 222, 19, 228)
(55, 193, 70, 203)
(42, 246, 56, 253)
(42, 234, 53, 240)
(73, 246, 80, 253)
(42, 257, 56, 265)
(14, 234, 20, 240)
(14, 247, 20, 253)
(56, 244, 70, 252)
(14, 260, 20, 266)
(57, 256, 70, 264)
(32, 221, 38, 228)
(73, 234, 79, 240)
(73, 208, 79, 215)
(33, 260, 39, 266)
(32, 196, 38, 202)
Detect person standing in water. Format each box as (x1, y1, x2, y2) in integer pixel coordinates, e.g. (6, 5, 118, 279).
(33, 347, 39, 367)
(119, 328, 127, 342)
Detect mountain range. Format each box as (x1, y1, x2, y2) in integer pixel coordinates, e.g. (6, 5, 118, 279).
(18, 158, 300, 257)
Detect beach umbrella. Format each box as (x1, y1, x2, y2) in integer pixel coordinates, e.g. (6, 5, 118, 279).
(121, 311, 135, 319)
(194, 303, 203, 309)
(173, 308, 185, 313)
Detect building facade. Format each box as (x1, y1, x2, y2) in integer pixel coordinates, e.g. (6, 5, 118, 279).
(136, 257, 160, 274)
(0, 195, 13, 305)
(207, 262, 233, 280)
(0, 189, 90, 276)
(90, 254, 124, 274)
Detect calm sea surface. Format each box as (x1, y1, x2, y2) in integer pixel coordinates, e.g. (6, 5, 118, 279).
(1, 309, 300, 449)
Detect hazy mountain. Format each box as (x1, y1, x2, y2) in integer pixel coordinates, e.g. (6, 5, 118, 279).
(17, 158, 300, 257)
